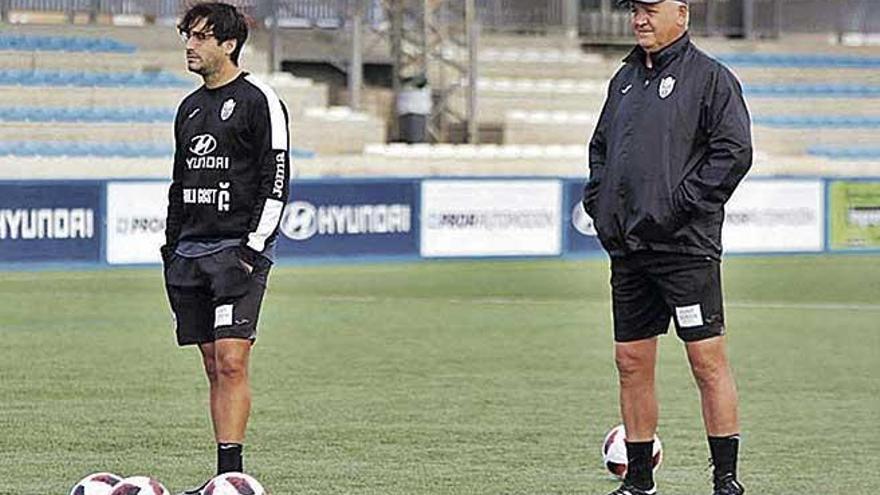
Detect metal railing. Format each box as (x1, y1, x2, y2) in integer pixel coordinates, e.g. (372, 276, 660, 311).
(1, 0, 878, 38)
(476, 0, 566, 32)
(580, 0, 879, 40)
(0, 0, 574, 32)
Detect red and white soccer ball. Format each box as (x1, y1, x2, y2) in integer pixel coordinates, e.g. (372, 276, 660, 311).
(601, 424, 663, 479)
(108, 476, 170, 495)
(69, 472, 123, 495)
(203, 472, 266, 495)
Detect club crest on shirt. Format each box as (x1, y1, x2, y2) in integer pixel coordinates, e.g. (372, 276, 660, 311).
(659, 76, 676, 99)
(220, 98, 236, 121)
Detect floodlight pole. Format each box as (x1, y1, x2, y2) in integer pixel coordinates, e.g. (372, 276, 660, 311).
(387, 0, 406, 140)
(772, 0, 781, 39)
(706, 0, 716, 36)
(268, 0, 279, 73)
(88, 0, 99, 24)
(349, 0, 364, 110)
(742, 0, 754, 39)
(466, 0, 479, 144)
(562, 0, 579, 39)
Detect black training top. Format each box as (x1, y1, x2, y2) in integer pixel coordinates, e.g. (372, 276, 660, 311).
(583, 33, 752, 259)
(164, 72, 290, 256)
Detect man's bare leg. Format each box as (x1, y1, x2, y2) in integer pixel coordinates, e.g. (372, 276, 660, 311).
(213, 338, 252, 444)
(614, 336, 659, 492)
(686, 335, 743, 492)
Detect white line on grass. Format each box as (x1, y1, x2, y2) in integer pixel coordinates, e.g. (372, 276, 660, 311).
(727, 301, 880, 312)
(317, 295, 880, 311)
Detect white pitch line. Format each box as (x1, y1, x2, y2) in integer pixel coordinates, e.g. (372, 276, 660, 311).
(727, 301, 880, 312)
(319, 295, 880, 312)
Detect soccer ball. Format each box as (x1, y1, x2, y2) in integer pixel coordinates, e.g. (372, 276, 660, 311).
(203, 472, 266, 495)
(69, 472, 123, 495)
(108, 476, 170, 495)
(601, 424, 663, 479)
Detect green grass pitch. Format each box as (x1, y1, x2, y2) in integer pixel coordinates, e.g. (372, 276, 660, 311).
(1, 255, 878, 494)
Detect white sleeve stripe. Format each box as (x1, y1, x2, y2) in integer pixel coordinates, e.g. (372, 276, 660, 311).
(247, 198, 285, 252)
(244, 74, 288, 150)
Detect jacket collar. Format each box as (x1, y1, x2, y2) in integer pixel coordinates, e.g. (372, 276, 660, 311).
(624, 31, 690, 71)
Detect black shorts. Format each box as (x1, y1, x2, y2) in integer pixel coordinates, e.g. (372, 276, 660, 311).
(163, 247, 272, 346)
(610, 251, 725, 343)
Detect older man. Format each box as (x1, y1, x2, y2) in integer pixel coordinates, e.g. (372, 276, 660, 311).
(583, 1, 752, 495)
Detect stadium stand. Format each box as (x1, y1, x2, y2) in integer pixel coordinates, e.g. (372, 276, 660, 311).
(0, 17, 878, 178)
(0, 78, 328, 115)
(746, 98, 880, 117)
(0, 141, 316, 159)
(0, 141, 169, 157)
(808, 145, 880, 160)
(754, 116, 880, 128)
(503, 111, 596, 146)
(0, 29, 371, 157)
(732, 67, 880, 85)
(0, 69, 189, 86)
(717, 53, 880, 68)
(0, 122, 170, 142)
(0, 106, 175, 122)
(0, 34, 136, 53)
(745, 84, 880, 97)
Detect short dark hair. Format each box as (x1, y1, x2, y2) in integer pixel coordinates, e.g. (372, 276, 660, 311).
(179, 2, 249, 66)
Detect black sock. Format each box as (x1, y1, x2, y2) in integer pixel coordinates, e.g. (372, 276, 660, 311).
(624, 440, 655, 490)
(708, 434, 740, 481)
(217, 443, 243, 474)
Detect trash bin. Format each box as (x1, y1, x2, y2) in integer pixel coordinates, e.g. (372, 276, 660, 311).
(397, 76, 431, 143)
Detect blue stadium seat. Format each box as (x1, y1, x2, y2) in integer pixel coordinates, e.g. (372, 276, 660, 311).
(292, 148, 317, 159)
(755, 116, 880, 128)
(0, 106, 177, 123)
(0, 139, 316, 158)
(0, 34, 136, 53)
(745, 84, 880, 97)
(808, 146, 880, 160)
(720, 53, 880, 69)
(0, 69, 189, 87)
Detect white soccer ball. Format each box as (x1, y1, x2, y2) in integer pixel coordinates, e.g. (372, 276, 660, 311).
(601, 424, 663, 479)
(108, 476, 170, 495)
(69, 472, 123, 495)
(203, 472, 266, 495)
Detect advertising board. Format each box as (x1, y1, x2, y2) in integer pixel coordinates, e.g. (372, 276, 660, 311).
(723, 179, 824, 253)
(0, 182, 102, 262)
(562, 179, 605, 256)
(277, 180, 420, 257)
(828, 180, 880, 250)
(420, 180, 562, 257)
(106, 181, 170, 264)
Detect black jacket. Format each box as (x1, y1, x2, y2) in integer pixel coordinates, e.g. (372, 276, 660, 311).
(164, 72, 290, 254)
(583, 33, 752, 259)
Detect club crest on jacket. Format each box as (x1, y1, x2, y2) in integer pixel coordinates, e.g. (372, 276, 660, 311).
(659, 76, 676, 99)
(221, 98, 236, 120)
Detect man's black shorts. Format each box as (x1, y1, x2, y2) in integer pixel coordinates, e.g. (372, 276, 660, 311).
(610, 251, 725, 343)
(163, 247, 272, 346)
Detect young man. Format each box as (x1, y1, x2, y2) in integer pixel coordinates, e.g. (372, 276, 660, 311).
(583, 1, 752, 494)
(162, 3, 290, 493)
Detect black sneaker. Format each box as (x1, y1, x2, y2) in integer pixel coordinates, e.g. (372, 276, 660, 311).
(606, 483, 658, 495)
(713, 475, 745, 495)
(176, 479, 210, 495)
